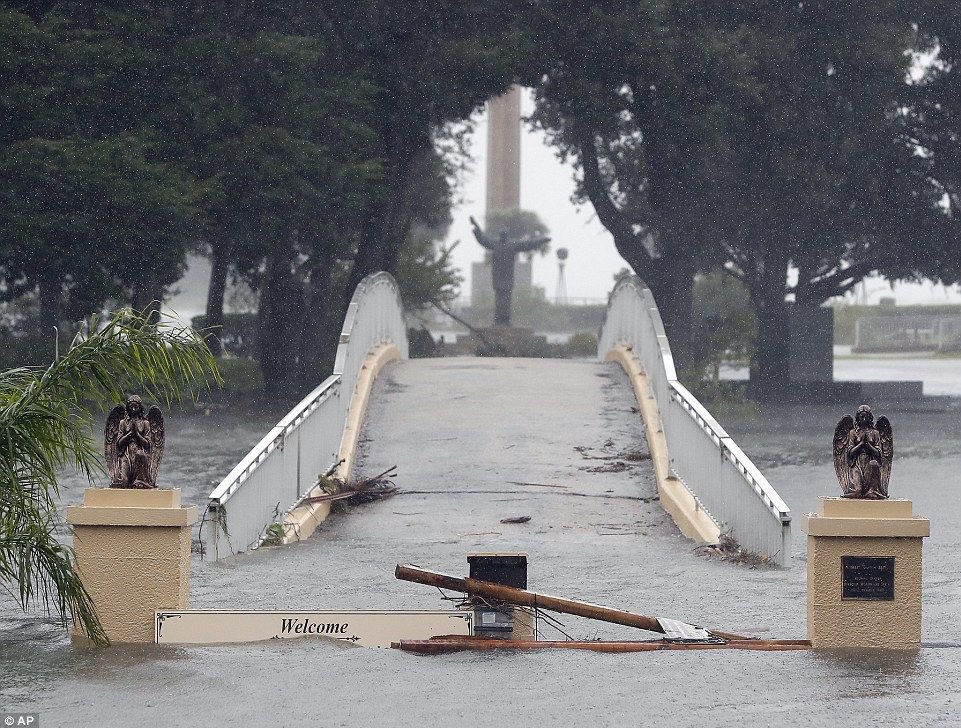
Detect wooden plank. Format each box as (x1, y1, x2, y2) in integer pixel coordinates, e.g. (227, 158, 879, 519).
(395, 564, 749, 641)
(393, 637, 812, 655)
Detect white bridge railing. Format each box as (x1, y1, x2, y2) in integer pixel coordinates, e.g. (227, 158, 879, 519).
(202, 272, 408, 560)
(598, 276, 791, 565)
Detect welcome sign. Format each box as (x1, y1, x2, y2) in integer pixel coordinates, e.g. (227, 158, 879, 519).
(155, 610, 473, 648)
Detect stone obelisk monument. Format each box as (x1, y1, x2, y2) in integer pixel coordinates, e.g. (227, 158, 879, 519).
(471, 87, 540, 344)
(470, 85, 531, 333)
(486, 86, 521, 214)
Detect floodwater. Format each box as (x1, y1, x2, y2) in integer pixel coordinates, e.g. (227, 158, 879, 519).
(2, 357, 961, 727)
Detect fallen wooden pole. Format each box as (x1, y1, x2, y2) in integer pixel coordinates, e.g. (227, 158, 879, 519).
(394, 564, 749, 641)
(393, 637, 812, 655)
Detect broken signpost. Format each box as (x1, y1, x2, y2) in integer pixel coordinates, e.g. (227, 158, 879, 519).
(394, 563, 750, 641)
(393, 564, 811, 653)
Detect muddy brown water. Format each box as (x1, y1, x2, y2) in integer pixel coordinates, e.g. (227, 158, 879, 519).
(2, 358, 960, 726)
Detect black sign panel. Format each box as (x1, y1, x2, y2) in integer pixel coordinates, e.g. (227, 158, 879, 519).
(841, 556, 895, 600)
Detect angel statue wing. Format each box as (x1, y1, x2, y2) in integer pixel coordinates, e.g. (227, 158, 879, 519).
(146, 405, 165, 486)
(833, 414, 855, 496)
(875, 415, 893, 497)
(104, 405, 125, 485)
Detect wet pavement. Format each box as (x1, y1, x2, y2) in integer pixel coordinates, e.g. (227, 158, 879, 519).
(2, 357, 961, 726)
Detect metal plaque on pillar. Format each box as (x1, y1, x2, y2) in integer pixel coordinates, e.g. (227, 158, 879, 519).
(841, 556, 895, 600)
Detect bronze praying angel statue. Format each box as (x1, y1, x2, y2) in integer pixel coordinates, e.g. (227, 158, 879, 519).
(105, 395, 165, 489)
(833, 404, 893, 499)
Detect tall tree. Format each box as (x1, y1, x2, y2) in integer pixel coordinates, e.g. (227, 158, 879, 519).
(0, 7, 210, 344)
(527, 0, 742, 361)
(319, 1, 521, 302)
(529, 1, 958, 397)
(158, 20, 380, 361)
(0, 137, 207, 340)
(0, 5, 384, 391)
(698, 2, 955, 399)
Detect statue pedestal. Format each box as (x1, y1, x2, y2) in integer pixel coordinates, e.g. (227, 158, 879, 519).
(468, 327, 549, 357)
(805, 497, 929, 649)
(66, 488, 196, 643)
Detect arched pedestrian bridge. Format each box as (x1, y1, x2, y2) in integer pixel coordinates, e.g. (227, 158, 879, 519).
(203, 273, 791, 565)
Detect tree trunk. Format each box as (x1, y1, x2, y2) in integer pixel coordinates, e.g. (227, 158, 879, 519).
(298, 257, 337, 390)
(612, 241, 696, 371)
(258, 244, 304, 398)
(645, 258, 696, 373)
(344, 117, 429, 305)
(345, 166, 413, 299)
(748, 255, 791, 403)
(131, 280, 163, 323)
(204, 244, 230, 357)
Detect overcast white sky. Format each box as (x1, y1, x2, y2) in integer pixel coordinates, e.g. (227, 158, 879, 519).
(445, 89, 961, 306)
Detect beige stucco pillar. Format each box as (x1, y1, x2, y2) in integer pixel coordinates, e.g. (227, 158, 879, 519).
(66, 488, 197, 643)
(805, 497, 929, 650)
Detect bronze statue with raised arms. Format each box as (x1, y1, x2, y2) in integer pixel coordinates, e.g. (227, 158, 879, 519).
(470, 215, 551, 326)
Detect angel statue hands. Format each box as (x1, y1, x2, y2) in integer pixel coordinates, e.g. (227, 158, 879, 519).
(104, 395, 165, 489)
(833, 404, 893, 499)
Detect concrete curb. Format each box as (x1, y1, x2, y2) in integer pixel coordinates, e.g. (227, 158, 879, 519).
(605, 345, 721, 545)
(281, 343, 401, 544)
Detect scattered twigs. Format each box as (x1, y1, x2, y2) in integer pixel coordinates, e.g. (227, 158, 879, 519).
(584, 461, 631, 473)
(300, 466, 399, 507)
(394, 564, 750, 641)
(694, 533, 773, 568)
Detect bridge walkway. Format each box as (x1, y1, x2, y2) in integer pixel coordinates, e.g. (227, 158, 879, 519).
(192, 357, 801, 639)
(355, 357, 675, 561)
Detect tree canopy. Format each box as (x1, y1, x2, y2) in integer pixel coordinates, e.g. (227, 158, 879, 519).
(527, 0, 961, 398)
(0, 3, 499, 393)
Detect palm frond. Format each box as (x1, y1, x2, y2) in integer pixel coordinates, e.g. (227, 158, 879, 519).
(0, 308, 220, 644)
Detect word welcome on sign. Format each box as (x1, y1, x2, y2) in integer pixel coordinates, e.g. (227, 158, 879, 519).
(155, 610, 473, 648)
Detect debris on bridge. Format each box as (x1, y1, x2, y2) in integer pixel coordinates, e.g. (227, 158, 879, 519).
(499, 515, 531, 524)
(574, 442, 651, 473)
(394, 563, 748, 640)
(392, 636, 811, 654)
(694, 533, 773, 568)
(585, 460, 631, 473)
(301, 466, 399, 509)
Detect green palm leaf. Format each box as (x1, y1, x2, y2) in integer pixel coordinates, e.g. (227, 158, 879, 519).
(0, 309, 219, 645)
